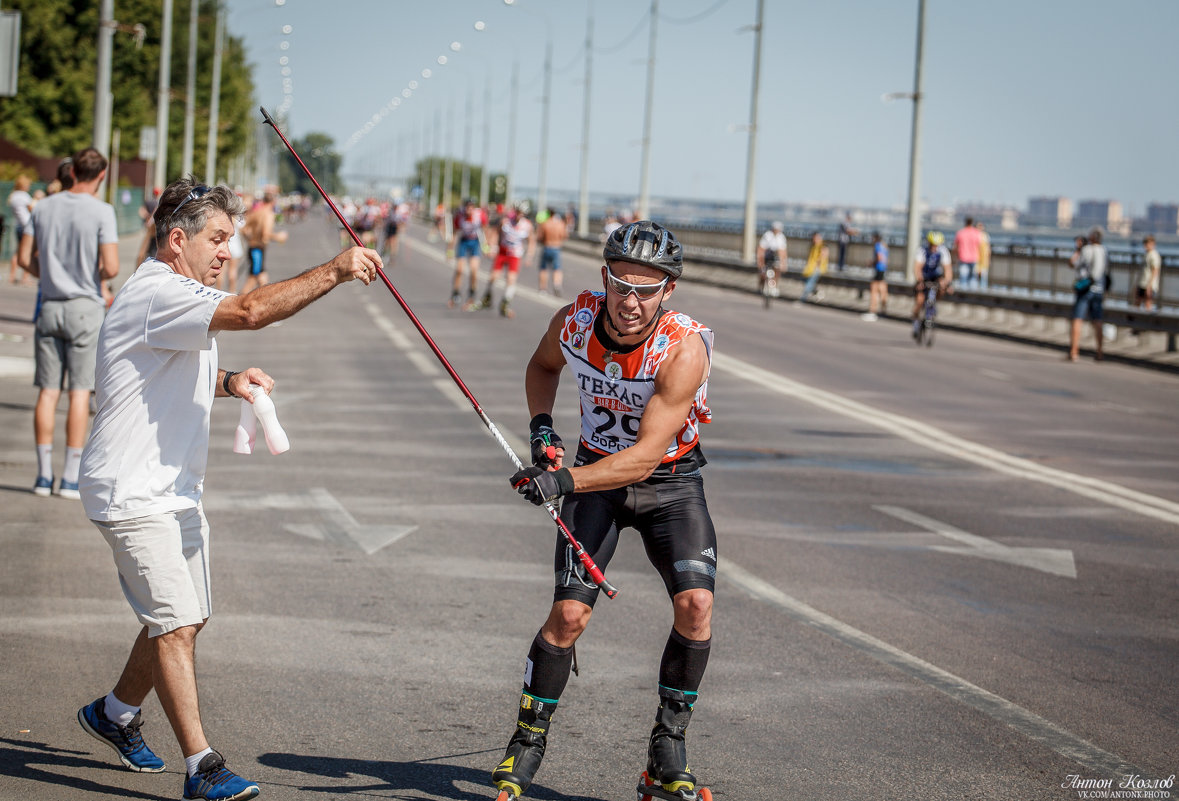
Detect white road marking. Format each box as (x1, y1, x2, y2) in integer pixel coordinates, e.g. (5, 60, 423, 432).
(360, 295, 441, 376)
(210, 488, 417, 555)
(722, 560, 1145, 778)
(711, 352, 1179, 527)
(875, 505, 1077, 578)
(0, 356, 34, 378)
(431, 378, 530, 460)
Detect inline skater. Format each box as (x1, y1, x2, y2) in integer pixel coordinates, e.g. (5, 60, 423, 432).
(449, 198, 486, 308)
(466, 204, 534, 318)
(494, 220, 716, 800)
(911, 230, 953, 340)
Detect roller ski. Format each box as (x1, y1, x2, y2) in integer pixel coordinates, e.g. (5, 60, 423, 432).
(637, 689, 712, 801)
(491, 694, 555, 800)
(465, 292, 492, 312)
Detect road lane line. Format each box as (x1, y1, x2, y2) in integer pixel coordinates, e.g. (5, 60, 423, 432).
(711, 352, 1179, 526)
(874, 505, 1077, 578)
(360, 294, 441, 376)
(722, 560, 1147, 778)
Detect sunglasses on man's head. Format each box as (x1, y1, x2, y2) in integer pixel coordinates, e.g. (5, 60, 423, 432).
(604, 266, 668, 300)
(170, 184, 212, 221)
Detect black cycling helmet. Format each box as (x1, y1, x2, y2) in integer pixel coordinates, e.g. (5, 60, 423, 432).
(603, 220, 683, 279)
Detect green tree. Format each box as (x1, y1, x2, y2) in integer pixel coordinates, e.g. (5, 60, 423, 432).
(0, 0, 255, 184)
(277, 132, 341, 196)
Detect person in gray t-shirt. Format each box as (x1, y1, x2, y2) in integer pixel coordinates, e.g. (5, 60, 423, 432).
(17, 147, 120, 498)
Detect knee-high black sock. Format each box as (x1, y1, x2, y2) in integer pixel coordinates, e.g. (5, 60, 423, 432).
(523, 631, 573, 702)
(658, 629, 711, 695)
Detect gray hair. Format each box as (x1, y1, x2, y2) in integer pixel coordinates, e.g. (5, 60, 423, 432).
(154, 176, 246, 247)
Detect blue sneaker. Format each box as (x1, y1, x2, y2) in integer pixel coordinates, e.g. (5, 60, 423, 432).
(58, 479, 81, 500)
(33, 476, 53, 497)
(183, 750, 260, 800)
(77, 696, 166, 772)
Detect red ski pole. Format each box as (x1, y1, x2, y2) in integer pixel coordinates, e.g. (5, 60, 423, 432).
(260, 107, 618, 599)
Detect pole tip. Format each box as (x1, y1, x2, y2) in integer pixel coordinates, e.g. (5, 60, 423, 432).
(260, 106, 275, 126)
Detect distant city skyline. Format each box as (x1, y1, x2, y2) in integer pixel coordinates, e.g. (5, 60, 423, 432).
(227, 0, 1178, 213)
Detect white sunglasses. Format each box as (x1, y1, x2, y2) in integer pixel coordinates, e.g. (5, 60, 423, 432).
(604, 266, 668, 300)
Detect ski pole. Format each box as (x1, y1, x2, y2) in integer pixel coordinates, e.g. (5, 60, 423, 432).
(260, 107, 618, 599)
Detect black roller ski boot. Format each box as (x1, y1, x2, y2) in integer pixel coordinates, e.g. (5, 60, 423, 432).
(492, 693, 555, 800)
(638, 688, 711, 801)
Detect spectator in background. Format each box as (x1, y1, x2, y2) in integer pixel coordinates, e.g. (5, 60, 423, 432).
(602, 210, 621, 240)
(1134, 235, 1161, 312)
(836, 213, 857, 272)
(798, 231, 829, 303)
(8, 174, 34, 285)
(1067, 228, 1108, 362)
(953, 216, 981, 288)
(16, 148, 119, 498)
(139, 186, 160, 224)
(861, 231, 889, 321)
(976, 221, 991, 289)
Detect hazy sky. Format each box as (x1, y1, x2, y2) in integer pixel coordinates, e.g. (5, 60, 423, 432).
(226, 0, 1178, 214)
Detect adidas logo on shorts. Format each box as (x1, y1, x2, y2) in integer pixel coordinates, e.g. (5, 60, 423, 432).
(700, 547, 716, 561)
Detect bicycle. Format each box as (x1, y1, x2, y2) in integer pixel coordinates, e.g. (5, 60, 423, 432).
(761, 258, 780, 309)
(913, 279, 941, 347)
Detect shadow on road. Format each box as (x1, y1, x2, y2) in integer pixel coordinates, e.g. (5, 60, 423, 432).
(259, 751, 601, 800)
(0, 737, 170, 800)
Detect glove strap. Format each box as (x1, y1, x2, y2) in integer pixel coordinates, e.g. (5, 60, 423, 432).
(529, 413, 554, 435)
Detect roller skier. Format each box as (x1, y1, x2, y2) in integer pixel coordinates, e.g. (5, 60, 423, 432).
(496, 221, 717, 800)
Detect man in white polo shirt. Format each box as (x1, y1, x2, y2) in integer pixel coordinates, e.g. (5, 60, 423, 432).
(76, 177, 381, 801)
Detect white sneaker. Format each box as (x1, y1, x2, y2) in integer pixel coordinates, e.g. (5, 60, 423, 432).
(860, 313, 878, 322)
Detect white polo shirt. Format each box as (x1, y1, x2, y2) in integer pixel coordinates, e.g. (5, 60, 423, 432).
(80, 259, 229, 522)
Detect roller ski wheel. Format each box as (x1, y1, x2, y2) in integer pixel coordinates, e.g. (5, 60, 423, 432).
(494, 789, 518, 801)
(637, 770, 711, 801)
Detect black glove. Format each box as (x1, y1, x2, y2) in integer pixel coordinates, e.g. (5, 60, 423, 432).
(529, 413, 564, 468)
(511, 466, 574, 506)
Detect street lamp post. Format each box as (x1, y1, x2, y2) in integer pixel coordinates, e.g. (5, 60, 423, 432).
(93, 0, 114, 158)
(637, 0, 658, 220)
(205, 4, 225, 184)
(181, 0, 198, 176)
(576, 2, 593, 237)
(505, 60, 518, 207)
(740, 0, 765, 264)
(536, 38, 552, 217)
(903, 0, 927, 283)
(153, 0, 174, 192)
(480, 72, 491, 209)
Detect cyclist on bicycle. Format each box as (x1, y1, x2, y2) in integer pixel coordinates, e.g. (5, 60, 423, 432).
(756, 221, 787, 296)
(912, 230, 953, 340)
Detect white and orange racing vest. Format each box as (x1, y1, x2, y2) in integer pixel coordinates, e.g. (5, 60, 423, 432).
(559, 291, 713, 462)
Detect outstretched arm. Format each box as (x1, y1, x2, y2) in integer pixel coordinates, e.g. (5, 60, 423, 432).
(210, 246, 380, 332)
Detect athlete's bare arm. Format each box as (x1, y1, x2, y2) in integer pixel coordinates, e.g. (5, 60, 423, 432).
(570, 333, 709, 493)
(525, 307, 574, 465)
(210, 247, 380, 332)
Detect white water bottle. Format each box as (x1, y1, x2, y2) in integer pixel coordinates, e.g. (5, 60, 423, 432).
(233, 397, 257, 454)
(249, 384, 290, 454)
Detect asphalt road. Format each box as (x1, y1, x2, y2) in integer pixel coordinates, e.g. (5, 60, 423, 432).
(1, 216, 1175, 801)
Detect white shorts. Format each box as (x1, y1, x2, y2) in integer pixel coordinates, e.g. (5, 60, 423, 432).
(94, 506, 212, 637)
